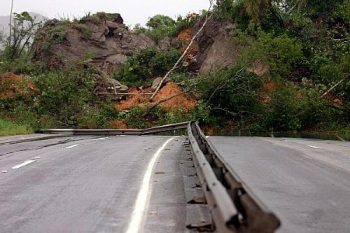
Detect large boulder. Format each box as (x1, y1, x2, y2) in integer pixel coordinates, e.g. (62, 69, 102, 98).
(32, 13, 156, 75)
(191, 17, 243, 75)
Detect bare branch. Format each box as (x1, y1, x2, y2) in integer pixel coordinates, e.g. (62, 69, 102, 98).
(321, 76, 348, 98)
(150, 0, 214, 100)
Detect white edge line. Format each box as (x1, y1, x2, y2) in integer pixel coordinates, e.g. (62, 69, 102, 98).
(66, 144, 78, 149)
(125, 137, 175, 233)
(12, 160, 36, 169)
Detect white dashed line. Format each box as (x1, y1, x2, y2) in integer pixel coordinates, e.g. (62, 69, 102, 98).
(125, 137, 175, 233)
(308, 145, 320, 149)
(92, 137, 108, 141)
(12, 160, 36, 169)
(2, 170, 7, 173)
(66, 144, 78, 149)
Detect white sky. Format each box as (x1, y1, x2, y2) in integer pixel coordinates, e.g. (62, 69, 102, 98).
(0, 0, 210, 26)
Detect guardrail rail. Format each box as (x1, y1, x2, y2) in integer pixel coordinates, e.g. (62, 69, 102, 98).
(40, 122, 189, 136)
(187, 121, 280, 233)
(41, 120, 280, 232)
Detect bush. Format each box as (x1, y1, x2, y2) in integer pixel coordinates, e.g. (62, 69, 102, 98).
(241, 32, 304, 79)
(267, 86, 302, 131)
(136, 14, 200, 43)
(0, 118, 33, 136)
(0, 56, 44, 74)
(196, 65, 263, 125)
(0, 69, 118, 129)
(214, 0, 250, 28)
(113, 48, 180, 86)
(310, 54, 344, 85)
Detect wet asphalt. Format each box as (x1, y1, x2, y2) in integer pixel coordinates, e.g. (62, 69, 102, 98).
(209, 136, 350, 233)
(0, 135, 187, 233)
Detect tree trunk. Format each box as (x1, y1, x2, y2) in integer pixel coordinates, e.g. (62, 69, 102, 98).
(9, 0, 14, 46)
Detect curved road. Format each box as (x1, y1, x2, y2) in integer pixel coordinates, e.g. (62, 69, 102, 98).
(209, 136, 350, 233)
(2, 134, 350, 233)
(0, 135, 187, 233)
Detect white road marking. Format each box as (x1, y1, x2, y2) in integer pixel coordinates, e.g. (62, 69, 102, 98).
(34, 156, 41, 159)
(66, 144, 78, 149)
(12, 160, 36, 169)
(2, 170, 7, 173)
(308, 145, 320, 149)
(125, 137, 175, 233)
(92, 137, 109, 141)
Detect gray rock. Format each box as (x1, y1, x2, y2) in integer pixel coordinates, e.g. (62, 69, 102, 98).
(151, 77, 165, 91)
(32, 13, 156, 75)
(106, 21, 120, 29)
(94, 76, 128, 95)
(191, 17, 240, 75)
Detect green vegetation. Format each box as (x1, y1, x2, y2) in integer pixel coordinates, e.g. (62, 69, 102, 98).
(195, 0, 349, 134)
(0, 118, 33, 136)
(0, 69, 118, 133)
(134, 13, 200, 43)
(0, 12, 45, 74)
(113, 48, 181, 86)
(0, 2, 349, 137)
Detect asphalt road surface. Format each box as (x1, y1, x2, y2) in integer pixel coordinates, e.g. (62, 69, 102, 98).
(0, 135, 187, 233)
(2, 134, 350, 233)
(209, 136, 350, 233)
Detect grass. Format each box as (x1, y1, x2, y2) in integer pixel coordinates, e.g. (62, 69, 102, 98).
(0, 118, 33, 136)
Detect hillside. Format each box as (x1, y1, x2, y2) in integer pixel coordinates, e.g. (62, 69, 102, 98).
(0, 0, 349, 137)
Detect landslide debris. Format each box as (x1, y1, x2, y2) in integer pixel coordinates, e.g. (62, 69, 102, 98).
(115, 82, 196, 113)
(0, 72, 36, 99)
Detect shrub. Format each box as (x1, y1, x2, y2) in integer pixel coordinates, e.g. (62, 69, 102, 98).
(138, 14, 200, 43)
(113, 48, 180, 86)
(27, 69, 117, 128)
(241, 32, 304, 79)
(310, 54, 343, 85)
(196, 65, 263, 125)
(0, 118, 33, 136)
(267, 86, 302, 131)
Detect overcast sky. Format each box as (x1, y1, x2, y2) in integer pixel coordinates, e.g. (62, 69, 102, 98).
(0, 0, 210, 26)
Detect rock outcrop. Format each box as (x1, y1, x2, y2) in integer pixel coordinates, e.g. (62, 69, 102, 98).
(32, 13, 156, 75)
(191, 17, 243, 75)
(32, 13, 246, 78)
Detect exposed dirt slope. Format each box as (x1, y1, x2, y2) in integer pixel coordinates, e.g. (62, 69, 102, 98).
(0, 73, 36, 99)
(115, 82, 197, 113)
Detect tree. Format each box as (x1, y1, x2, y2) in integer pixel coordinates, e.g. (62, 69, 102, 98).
(217, 0, 312, 22)
(4, 12, 42, 60)
(146, 15, 175, 29)
(9, 0, 14, 46)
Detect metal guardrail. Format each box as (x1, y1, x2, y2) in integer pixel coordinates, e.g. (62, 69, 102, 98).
(188, 121, 280, 233)
(40, 122, 189, 136)
(41, 120, 280, 232)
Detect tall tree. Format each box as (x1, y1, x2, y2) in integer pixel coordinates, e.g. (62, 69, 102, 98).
(243, 0, 309, 22)
(9, 0, 14, 46)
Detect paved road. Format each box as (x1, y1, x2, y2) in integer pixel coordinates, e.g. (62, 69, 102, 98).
(0, 135, 187, 233)
(209, 136, 350, 233)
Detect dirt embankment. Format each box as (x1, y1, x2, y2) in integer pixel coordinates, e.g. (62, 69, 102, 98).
(0, 72, 36, 99)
